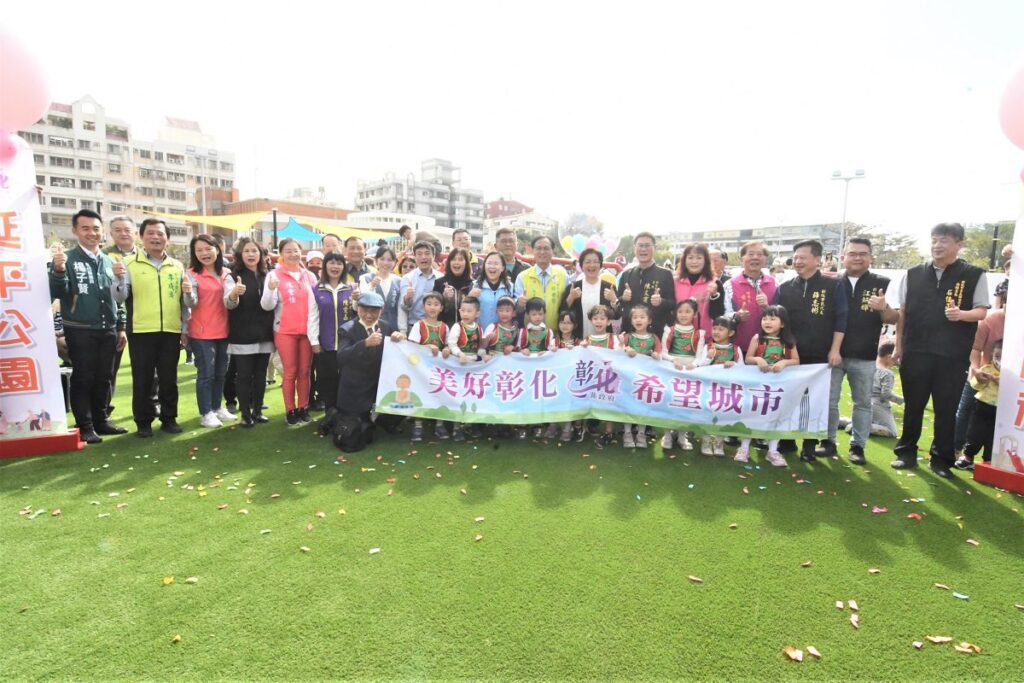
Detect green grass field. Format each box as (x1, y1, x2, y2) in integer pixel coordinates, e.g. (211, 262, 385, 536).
(2, 360, 1022, 681)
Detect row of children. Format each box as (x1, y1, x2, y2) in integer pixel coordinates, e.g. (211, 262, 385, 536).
(391, 288, 811, 466)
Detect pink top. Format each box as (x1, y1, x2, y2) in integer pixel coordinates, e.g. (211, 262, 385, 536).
(674, 275, 714, 337)
(276, 266, 316, 336)
(187, 269, 229, 339)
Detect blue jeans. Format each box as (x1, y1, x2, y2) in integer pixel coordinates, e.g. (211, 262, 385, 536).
(829, 358, 875, 447)
(953, 381, 976, 452)
(191, 339, 228, 415)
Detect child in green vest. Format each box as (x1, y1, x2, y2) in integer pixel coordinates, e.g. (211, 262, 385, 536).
(620, 304, 662, 449)
(546, 310, 582, 441)
(408, 292, 451, 442)
(517, 298, 556, 439)
(582, 304, 620, 449)
(660, 299, 708, 452)
(737, 305, 800, 466)
(447, 297, 489, 442)
(483, 296, 520, 355)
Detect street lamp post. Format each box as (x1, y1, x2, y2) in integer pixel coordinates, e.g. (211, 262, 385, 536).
(831, 169, 865, 252)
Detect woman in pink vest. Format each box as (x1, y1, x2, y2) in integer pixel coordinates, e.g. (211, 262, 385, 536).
(260, 238, 321, 425)
(673, 243, 723, 338)
(184, 234, 235, 428)
(722, 240, 777, 352)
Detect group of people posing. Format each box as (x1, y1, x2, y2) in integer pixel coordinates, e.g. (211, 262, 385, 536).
(50, 212, 1003, 479)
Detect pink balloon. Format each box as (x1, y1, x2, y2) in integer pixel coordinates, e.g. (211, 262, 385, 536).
(999, 67, 1024, 151)
(0, 30, 51, 131)
(0, 131, 17, 163)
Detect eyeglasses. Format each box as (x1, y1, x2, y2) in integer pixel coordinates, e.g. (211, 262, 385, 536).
(845, 252, 871, 258)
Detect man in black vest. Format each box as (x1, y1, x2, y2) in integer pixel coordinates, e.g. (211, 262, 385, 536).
(828, 238, 897, 464)
(616, 232, 676, 337)
(774, 239, 847, 462)
(892, 223, 988, 478)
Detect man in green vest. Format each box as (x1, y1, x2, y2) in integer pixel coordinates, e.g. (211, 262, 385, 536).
(513, 235, 568, 330)
(111, 218, 190, 437)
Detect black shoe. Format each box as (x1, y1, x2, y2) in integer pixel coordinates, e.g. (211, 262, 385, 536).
(286, 409, 299, 426)
(890, 457, 918, 470)
(799, 447, 817, 463)
(778, 439, 798, 454)
(80, 430, 103, 444)
(261, 403, 269, 410)
(929, 462, 956, 479)
(253, 413, 269, 424)
(95, 422, 128, 435)
(954, 456, 974, 471)
(160, 420, 183, 434)
(136, 423, 154, 438)
(240, 416, 255, 428)
(225, 401, 238, 414)
(848, 444, 866, 465)
(298, 408, 312, 423)
(310, 400, 325, 412)
(595, 433, 614, 450)
(814, 439, 838, 458)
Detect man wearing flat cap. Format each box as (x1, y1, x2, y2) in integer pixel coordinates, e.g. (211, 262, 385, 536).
(335, 291, 403, 419)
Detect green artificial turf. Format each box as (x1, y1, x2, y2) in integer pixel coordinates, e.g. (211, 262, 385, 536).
(2, 361, 1022, 681)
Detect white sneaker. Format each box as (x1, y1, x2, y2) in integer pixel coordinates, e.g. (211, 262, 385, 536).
(734, 446, 750, 463)
(544, 423, 559, 439)
(714, 437, 726, 457)
(700, 435, 714, 456)
(766, 450, 787, 467)
(678, 432, 694, 450)
(623, 429, 636, 449)
(661, 431, 675, 450)
(200, 412, 222, 428)
(215, 407, 237, 422)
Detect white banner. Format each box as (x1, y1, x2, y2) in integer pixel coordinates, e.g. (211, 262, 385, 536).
(992, 214, 1024, 473)
(0, 135, 68, 439)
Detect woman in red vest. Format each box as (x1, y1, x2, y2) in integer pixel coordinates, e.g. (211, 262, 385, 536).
(673, 243, 723, 339)
(261, 238, 321, 425)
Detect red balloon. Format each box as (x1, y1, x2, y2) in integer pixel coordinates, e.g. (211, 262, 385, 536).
(1000, 67, 1024, 151)
(0, 30, 51, 131)
(0, 131, 18, 164)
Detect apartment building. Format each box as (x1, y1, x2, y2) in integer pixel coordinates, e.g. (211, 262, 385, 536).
(17, 95, 235, 245)
(354, 158, 485, 248)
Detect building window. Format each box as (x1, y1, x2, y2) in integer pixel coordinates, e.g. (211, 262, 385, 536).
(33, 154, 44, 164)
(107, 143, 121, 154)
(47, 115, 72, 129)
(109, 183, 123, 193)
(80, 180, 94, 190)
(78, 139, 92, 149)
(20, 131, 44, 144)
(167, 171, 185, 182)
(219, 161, 233, 171)
(50, 196, 76, 208)
(50, 214, 73, 226)
(139, 168, 153, 178)
(156, 188, 166, 198)
(108, 163, 122, 173)
(168, 190, 186, 201)
(78, 159, 92, 170)
(81, 200, 96, 210)
(138, 149, 151, 159)
(154, 151, 164, 161)
(139, 187, 154, 197)
(109, 203, 125, 212)
(83, 120, 96, 131)
(167, 154, 184, 165)
(48, 135, 74, 148)
(49, 156, 74, 168)
(36, 174, 45, 185)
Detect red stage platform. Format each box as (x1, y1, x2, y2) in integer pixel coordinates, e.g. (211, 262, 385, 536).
(973, 462, 1024, 495)
(1, 430, 84, 458)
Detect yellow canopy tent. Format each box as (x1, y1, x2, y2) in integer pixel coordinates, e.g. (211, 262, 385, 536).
(142, 210, 270, 232)
(296, 218, 394, 242)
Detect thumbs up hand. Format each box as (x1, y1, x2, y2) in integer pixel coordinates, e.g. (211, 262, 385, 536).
(268, 272, 279, 290)
(51, 243, 66, 273)
(621, 283, 633, 302)
(650, 285, 662, 308)
(867, 288, 886, 311)
(755, 291, 769, 308)
(404, 283, 414, 305)
(112, 259, 126, 278)
(181, 276, 193, 295)
(231, 281, 247, 300)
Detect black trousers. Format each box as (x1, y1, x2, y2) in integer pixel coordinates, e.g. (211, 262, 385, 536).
(223, 355, 238, 404)
(234, 353, 270, 419)
(107, 347, 124, 415)
(964, 400, 996, 462)
(65, 327, 117, 431)
(128, 332, 180, 426)
(895, 352, 969, 468)
(316, 352, 339, 411)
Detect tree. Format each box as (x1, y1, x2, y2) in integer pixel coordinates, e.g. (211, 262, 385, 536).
(962, 222, 1015, 270)
(846, 225, 923, 269)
